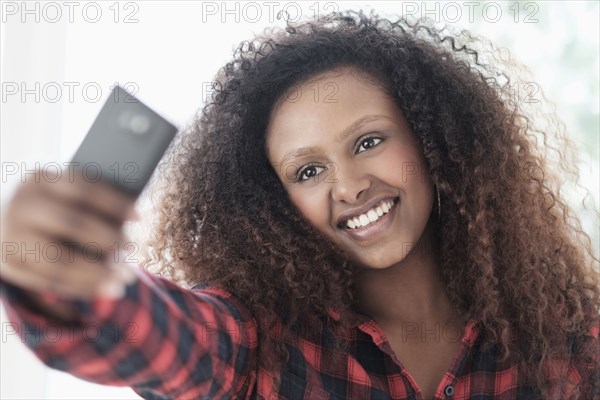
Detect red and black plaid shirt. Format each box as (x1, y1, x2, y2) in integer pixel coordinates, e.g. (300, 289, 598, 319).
(1, 266, 598, 399)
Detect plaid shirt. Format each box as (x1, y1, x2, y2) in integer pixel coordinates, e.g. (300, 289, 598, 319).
(1, 267, 598, 400)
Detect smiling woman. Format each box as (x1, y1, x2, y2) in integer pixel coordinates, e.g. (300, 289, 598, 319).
(266, 67, 460, 399)
(1, 8, 599, 400)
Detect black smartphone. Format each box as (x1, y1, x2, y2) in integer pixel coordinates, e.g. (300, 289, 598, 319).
(70, 85, 178, 197)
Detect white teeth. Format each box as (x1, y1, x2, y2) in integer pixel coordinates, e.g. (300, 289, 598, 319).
(344, 199, 396, 229)
(359, 214, 370, 226)
(367, 210, 378, 222)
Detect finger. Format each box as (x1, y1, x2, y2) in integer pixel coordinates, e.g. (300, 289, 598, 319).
(24, 169, 137, 225)
(2, 252, 135, 301)
(1, 231, 120, 299)
(13, 194, 123, 253)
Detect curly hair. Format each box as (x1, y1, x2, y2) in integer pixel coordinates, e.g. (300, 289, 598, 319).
(140, 9, 600, 399)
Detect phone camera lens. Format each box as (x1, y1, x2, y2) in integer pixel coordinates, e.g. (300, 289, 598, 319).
(129, 114, 150, 134)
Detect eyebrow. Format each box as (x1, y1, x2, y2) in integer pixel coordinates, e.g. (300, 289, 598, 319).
(278, 114, 390, 165)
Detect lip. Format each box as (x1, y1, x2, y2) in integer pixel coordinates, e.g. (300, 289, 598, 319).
(340, 197, 399, 242)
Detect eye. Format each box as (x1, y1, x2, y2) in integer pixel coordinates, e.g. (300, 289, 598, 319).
(294, 135, 384, 183)
(296, 164, 325, 182)
(356, 135, 384, 153)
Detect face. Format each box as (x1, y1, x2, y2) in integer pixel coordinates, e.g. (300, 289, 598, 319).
(266, 66, 435, 269)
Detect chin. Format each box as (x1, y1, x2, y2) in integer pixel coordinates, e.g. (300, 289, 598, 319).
(354, 251, 407, 270)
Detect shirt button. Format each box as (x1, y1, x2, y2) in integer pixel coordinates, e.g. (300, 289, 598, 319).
(443, 384, 455, 397)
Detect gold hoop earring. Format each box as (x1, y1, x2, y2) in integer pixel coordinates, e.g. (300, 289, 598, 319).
(436, 185, 441, 219)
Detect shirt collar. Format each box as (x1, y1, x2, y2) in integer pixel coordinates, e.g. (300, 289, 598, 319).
(327, 306, 482, 345)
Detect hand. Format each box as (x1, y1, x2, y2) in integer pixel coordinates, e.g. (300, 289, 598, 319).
(1, 168, 139, 302)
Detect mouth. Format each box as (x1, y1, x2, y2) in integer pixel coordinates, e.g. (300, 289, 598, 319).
(339, 196, 400, 242)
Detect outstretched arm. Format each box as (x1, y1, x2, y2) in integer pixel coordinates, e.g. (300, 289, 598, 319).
(0, 265, 258, 399)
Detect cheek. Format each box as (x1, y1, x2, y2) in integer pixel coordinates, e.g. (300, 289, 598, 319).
(289, 190, 329, 229)
(373, 147, 434, 222)
(380, 144, 429, 187)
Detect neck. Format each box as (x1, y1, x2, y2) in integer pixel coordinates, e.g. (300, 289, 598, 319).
(352, 218, 460, 326)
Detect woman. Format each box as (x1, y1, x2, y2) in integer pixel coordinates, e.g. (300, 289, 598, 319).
(1, 9, 598, 400)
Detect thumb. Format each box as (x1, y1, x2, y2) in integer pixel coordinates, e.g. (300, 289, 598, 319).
(126, 206, 141, 221)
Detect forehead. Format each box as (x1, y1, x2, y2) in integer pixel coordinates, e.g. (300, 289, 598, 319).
(266, 68, 400, 161)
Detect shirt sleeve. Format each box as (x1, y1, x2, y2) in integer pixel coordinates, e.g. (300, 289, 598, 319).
(579, 314, 600, 399)
(0, 266, 258, 399)
(560, 312, 600, 400)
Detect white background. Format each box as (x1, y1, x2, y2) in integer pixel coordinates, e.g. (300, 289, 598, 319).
(1, 1, 599, 398)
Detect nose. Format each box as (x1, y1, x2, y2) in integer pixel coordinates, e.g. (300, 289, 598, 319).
(330, 162, 370, 204)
